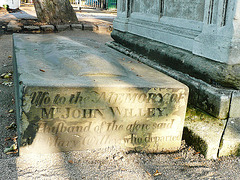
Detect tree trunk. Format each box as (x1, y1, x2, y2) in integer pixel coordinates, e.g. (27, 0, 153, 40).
(33, 0, 78, 25)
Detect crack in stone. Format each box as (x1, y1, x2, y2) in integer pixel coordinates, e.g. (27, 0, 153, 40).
(217, 90, 234, 157)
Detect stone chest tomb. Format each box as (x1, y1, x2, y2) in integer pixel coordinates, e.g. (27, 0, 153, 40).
(110, 0, 240, 158)
(13, 34, 188, 154)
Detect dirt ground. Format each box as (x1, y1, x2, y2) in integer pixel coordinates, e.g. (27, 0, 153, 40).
(0, 28, 240, 179)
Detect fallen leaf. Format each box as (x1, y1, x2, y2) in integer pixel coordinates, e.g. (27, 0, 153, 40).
(153, 170, 162, 177)
(5, 122, 16, 130)
(6, 150, 18, 155)
(39, 69, 45, 72)
(1, 72, 12, 79)
(194, 152, 201, 155)
(8, 55, 12, 59)
(4, 144, 17, 154)
(68, 160, 74, 164)
(5, 137, 11, 141)
(174, 157, 182, 160)
(1, 73, 7, 78)
(9, 109, 14, 113)
(146, 171, 151, 177)
(128, 61, 132, 63)
(12, 136, 18, 142)
(188, 147, 191, 151)
(121, 168, 126, 171)
(4, 74, 10, 79)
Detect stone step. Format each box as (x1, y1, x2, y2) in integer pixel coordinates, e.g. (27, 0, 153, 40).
(13, 34, 189, 155)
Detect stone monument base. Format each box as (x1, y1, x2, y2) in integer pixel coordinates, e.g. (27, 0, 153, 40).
(107, 34, 240, 159)
(110, 30, 240, 120)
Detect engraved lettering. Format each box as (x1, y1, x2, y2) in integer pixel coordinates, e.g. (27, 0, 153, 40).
(91, 91, 181, 105)
(31, 91, 50, 106)
(53, 94, 60, 104)
(126, 121, 150, 132)
(153, 119, 175, 129)
(41, 108, 56, 119)
(39, 122, 92, 133)
(124, 133, 181, 145)
(106, 120, 124, 131)
(125, 93, 138, 103)
(60, 108, 105, 119)
(69, 92, 82, 104)
(72, 109, 81, 118)
(61, 107, 70, 119)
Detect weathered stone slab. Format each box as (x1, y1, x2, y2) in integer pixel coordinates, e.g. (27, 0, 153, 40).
(106, 40, 233, 119)
(13, 34, 188, 155)
(229, 91, 240, 118)
(183, 107, 226, 159)
(219, 118, 240, 157)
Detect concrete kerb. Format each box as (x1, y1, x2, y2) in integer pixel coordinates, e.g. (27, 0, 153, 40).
(5, 22, 112, 33)
(106, 41, 240, 159)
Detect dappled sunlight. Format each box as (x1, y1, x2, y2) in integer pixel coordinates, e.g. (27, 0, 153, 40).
(13, 33, 188, 156)
(9, 31, 189, 179)
(0, 6, 36, 21)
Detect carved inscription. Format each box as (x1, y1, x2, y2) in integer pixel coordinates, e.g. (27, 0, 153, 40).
(21, 88, 187, 153)
(31, 90, 184, 106)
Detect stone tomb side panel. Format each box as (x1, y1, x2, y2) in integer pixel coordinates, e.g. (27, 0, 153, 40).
(164, 0, 205, 21)
(19, 87, 188, 154)
(131, 0, 160, 16)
